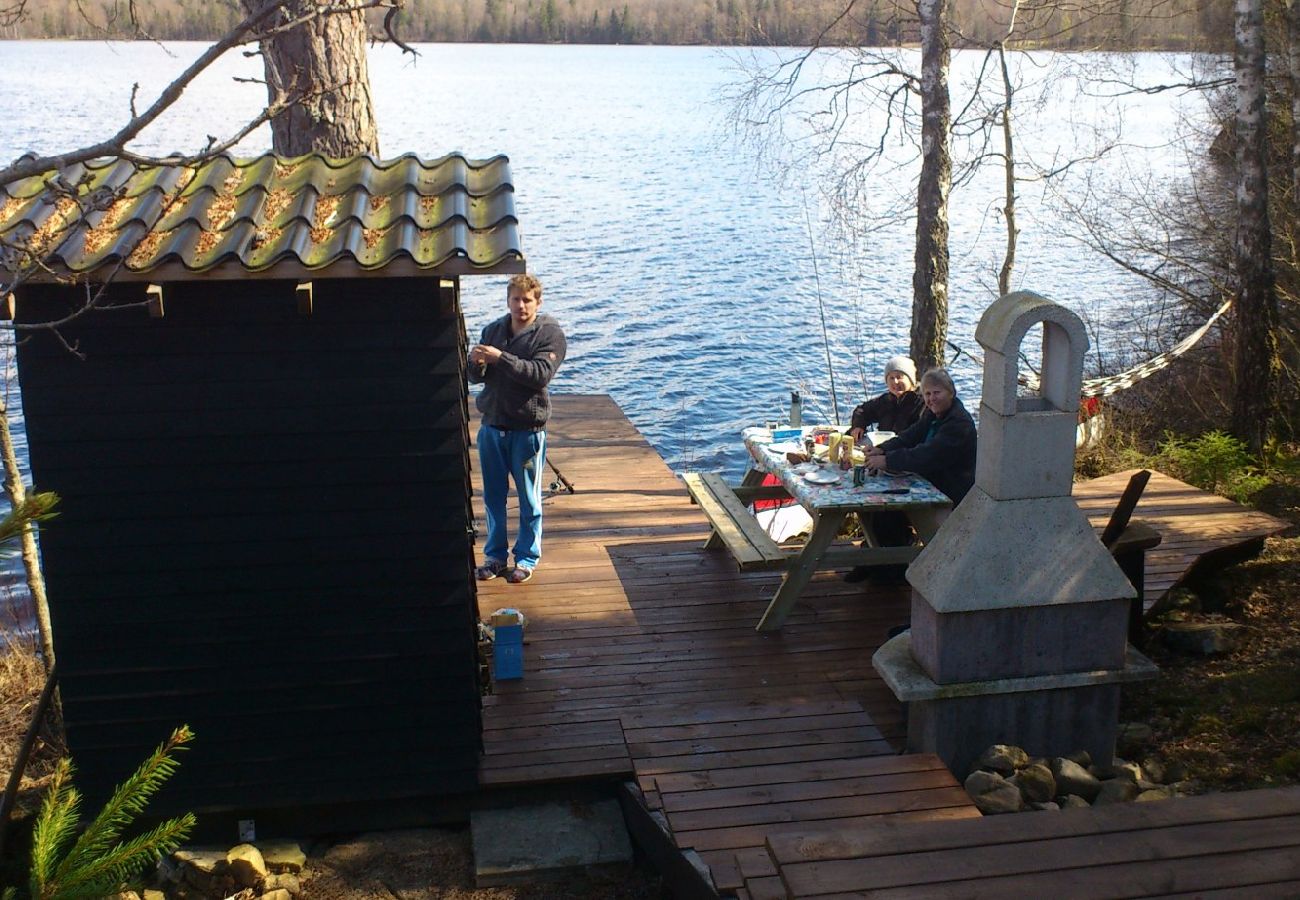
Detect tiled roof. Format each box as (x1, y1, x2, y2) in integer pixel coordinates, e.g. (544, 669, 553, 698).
(0, 153, 524, 280)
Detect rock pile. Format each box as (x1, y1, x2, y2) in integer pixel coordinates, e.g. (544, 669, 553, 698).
(963, 739, 1190, 815)
(109, 841, 307, 899)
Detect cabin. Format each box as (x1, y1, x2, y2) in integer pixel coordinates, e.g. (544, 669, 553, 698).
(0, 152, 522, 832)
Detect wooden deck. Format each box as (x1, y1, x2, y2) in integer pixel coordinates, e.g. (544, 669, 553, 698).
(764, 785, 1300, 898)
(471, 395, 1289, 897)
(1075, 469, 1289, 606)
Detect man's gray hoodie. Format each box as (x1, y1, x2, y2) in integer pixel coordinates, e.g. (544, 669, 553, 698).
(469, 312, 567, 430)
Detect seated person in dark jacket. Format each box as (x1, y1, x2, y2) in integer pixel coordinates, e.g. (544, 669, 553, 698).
(848, 355, 924, 442)
(865, 366, 977, 505)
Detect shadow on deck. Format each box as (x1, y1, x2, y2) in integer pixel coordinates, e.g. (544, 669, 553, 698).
(471, 394, 1290, 899)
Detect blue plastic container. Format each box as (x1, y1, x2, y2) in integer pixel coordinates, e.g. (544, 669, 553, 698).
(493, 623, 524, 680)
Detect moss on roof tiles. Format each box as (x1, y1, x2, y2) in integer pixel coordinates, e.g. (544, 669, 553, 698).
(1, 152, 523, 277)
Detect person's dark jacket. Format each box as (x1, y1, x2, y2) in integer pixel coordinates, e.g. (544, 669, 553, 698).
(850, 390, 924, 435)
(469, 312, 567, 430)
(878, 396, 977, 503)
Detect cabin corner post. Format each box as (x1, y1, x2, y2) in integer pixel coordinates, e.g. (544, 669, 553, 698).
(873, 291, 1157, 779)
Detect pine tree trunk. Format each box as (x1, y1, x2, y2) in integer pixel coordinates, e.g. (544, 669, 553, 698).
(911, 0, 952, 374)
(1231, 0, 1281, 451)
(244, 0, 380, 156)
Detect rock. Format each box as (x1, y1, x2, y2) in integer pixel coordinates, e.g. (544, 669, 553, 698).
(174, 848, 229, 894)
(1161, 621, 1246, 656)
(1051, 758, 1102, 802)
(260, 891, 292, 900)
(975, 744, 1029, 776)
(260, 841, 307, 874)
(1143, 759, 1167, 784)
(1064, 749, 1092, 769)
(264, 873, 301, 895)
(143, 891, 166, 900)
(106, 893, 140, 900)
(1100, 759, 1144, 783)
(1116, 722, 1154, 756)
(1094, 779, 1140, 804)
(1029, 801, 1060, 811)
(1059, 795, 1091, 809)
(964, 770, 1024, 814)
(1137, 787, 1177, 802)
(1163, 759, 1188, 782)
(1008, 762, 1056, 804)
(228, 843, 269, 888)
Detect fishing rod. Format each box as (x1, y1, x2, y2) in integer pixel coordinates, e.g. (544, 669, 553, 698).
(802, 191, 841, 424)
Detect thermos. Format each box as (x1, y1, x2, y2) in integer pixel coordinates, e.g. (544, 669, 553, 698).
(789, 391, 802, 427)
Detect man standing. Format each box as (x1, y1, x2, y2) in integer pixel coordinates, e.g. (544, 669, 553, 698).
(468, 274, 566, 584)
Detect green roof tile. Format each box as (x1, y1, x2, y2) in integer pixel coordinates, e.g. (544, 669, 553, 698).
(0, 152, 524, 279)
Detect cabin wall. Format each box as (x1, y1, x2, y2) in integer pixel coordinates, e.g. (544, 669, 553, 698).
(14, 277, 482, 820)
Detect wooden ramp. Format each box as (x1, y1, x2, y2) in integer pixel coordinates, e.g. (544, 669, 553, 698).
(1074, 469, 1289, 606)
(763, 785, 1300, 899)
(472, 395, 1289, 897)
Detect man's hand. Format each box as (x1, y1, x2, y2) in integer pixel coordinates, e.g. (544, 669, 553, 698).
(849, 426, 865, 441)
(866, 449, 887, 470)
(470, 344, 503, 367)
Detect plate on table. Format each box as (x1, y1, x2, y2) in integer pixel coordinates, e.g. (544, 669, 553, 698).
(791, 461, 819, 475)
(803, 468, 842, 485)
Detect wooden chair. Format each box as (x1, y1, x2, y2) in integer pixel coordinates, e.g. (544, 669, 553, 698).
(1099, 470, 1161, 646)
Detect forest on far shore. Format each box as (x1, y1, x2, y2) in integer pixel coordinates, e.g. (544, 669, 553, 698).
(6, 0, 1228, 51)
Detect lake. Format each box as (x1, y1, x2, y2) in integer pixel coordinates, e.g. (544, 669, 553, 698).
(0, 42, 1209, 633)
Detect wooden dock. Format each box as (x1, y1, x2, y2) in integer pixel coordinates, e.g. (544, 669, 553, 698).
(472, 395, 1289, 898)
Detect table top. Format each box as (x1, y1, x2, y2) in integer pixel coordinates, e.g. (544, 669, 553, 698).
(742, 426, 951, 513)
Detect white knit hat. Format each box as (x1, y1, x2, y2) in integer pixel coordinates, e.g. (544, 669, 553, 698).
(884, 355, 917, 386)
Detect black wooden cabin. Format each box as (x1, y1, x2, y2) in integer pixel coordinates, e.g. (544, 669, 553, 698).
(0, 153, 523, 831)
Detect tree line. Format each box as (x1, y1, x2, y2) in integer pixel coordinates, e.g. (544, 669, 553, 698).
(5, 0, 1223, 50)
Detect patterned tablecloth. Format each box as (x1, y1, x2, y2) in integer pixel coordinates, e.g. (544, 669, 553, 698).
(742, 426, 951, 513)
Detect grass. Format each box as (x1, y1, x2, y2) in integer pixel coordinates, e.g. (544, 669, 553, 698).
(0, 629, 62, 816)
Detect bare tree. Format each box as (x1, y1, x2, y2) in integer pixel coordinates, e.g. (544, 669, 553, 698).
(911, 0, 952, 371)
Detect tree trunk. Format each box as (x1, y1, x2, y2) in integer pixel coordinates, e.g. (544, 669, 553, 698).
(911, 0, 952, 374)
(997, 43, 1018, 297)
(244, 0, 380, 156)
(0, 396, 54, 669)
(1288, 0, 1300, 205)
(1231, 0, 1282, 451)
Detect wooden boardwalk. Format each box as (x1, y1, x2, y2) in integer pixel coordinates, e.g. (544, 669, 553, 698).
(764, 785, 1300, 898)
(471, 395, 1288, 898)
(1075, 469, 1289, 606)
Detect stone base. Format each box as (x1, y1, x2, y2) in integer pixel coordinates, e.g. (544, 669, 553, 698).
(873, 633, 1158, 779)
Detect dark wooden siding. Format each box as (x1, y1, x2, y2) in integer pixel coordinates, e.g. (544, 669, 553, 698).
(15, 277, 481, 816)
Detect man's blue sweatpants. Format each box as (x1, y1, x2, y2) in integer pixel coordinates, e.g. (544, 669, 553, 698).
(477, 424, 547, 571)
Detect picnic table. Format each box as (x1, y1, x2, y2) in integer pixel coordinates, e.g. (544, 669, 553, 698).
(683, 426, 952, 631)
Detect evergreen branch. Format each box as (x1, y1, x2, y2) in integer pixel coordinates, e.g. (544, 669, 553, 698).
(51, 813, 196, 898)
(27, 759, 80, 891)
(0, 493, 60, 544)
(51, 726, 193, 886)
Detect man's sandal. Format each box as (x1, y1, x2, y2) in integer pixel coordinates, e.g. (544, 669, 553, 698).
(506, 566, 533, 584)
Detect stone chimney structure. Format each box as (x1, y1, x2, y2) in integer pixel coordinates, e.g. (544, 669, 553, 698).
(872, 291, 1156, 778)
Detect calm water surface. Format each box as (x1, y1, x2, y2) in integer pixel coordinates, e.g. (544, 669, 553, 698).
(0, 41, 1208, 628)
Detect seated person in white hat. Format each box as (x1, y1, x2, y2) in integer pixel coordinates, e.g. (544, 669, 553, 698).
(848, 355, 923, 442)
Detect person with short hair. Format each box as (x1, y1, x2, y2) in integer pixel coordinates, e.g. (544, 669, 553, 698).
(469, 273, 567, 584)
(848, 355, 924, 441)
(866, 367, 977, 504)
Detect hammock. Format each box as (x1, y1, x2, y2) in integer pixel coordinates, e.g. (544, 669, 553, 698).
(1015, 298, 1232, 399)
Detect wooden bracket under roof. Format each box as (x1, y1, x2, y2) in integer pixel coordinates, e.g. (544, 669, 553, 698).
(0, 293, 13, 321)
(438, 278, 457, 316)
(146, 283, 164, 318)
(297, 281, 313, 316)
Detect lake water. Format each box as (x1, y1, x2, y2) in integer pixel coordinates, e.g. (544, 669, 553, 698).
(0, 41, 1208, 629)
